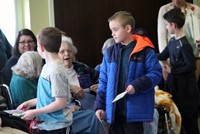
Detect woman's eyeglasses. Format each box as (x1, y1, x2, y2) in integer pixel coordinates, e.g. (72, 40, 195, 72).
(19, 40, 34, 45)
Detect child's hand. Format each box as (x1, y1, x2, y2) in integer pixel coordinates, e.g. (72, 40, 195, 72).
(126, 85, 135, 94)
(196, 39, 200, 45)
(95, 109, 106, 121)
(70, 85, 84, 98)
(196, 40, 200, 51)
(21, 110, 36, 120)
(163, 64, 171, 73)
(17, 102, 31, 111)
(76, 89, 84, 98)
(90, 84, 98, 92)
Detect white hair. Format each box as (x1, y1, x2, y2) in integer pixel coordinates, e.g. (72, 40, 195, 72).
(12, 51, 43, 78)
(62, 35, 78, 54)
(102, 38, 115, 54)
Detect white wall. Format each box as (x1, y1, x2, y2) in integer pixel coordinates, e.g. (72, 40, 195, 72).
(0, 0, 55, 46)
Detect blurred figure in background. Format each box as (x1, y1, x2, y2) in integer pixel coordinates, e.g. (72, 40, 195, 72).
(95, 37, 115, 71)
(157, 0, 200, 81)
(59, 35, 99, 110)
(0, 28, 12, 71)
(2, 29, 37, 85)
(10, 51, 42, 108)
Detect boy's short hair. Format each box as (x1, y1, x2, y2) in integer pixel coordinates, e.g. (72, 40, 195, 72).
(108, 11, 135, 32)
(163, 8, 185, 29)
(38, 27, 61, 53)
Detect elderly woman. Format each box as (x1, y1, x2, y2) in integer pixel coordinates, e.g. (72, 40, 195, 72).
(2, 29, 37, 85)
(10, 51, 42, 108)
(59, 35, 99, 110)
(95, 38, 115, 71)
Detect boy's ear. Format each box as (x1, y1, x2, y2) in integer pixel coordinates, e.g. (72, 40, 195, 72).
(38, 42, 45, 52)
(125, 24, 132, 33)
(171, 22, 176, 29)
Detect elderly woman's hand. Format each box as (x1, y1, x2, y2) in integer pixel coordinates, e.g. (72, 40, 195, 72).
(90, 84, 98, 93)
(70, 85, 84, 98)
(196, 39, 200, 51)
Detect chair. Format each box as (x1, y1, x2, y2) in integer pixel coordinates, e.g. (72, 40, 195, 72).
(0, 84, 13, 109)
(155, 86, 181, 134)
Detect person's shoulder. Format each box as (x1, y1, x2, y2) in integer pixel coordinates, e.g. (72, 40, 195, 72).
(4, 55, 19, 68)
(180, 36, 190, 45)
(190, 3, 200, 8)
(53, 61, 66, 71)
(42, 61, 63, 75)
(94, 64, 101, 71)
(169, 37, 176, 42)
(159, 3, 172, 11)
(0, 29, 5, 38)
(11, 73, 31, 82)
(107, 43, 120, 52)
(7, 55, 19, 62)
(73, 61, 89, 68)
(190, 3, 200, 12)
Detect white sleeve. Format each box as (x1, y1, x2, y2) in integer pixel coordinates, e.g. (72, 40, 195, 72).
(157, 6, 169, 53)
(194, 4, 200, 40)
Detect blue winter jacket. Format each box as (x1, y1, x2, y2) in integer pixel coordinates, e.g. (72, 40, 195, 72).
(95, 35, 162, 123)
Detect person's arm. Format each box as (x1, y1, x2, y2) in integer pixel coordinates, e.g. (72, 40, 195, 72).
(194, 4, 200, 44)
(17, 98, 37, 110)
(90, 84, 98, 93)
(158, 6, 168, 53)
(21, 97, 66, 120)
(171, 42, 196, 75)
(74, 61, 99, 91)
(0, 29, 12, 59)
(21, 71, 70, 120)
(10, 75, 37, 108)
(94, 55, 107, 111)
(2, 56, 18, 85)
(131, 48, 162, 92)
(4, 36, 12, 59)
(95, 109, 106, 121)
(70, 84, 84, 98)
(89, 68, 99, 84)
(157, 45, 169, 61)
(88, 67, 99, 93)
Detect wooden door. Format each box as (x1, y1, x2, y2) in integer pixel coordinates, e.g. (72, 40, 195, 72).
(54, 0, 171, 67)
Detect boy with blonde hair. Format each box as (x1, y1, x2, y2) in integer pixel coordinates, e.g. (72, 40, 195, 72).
(95, 11, 162, 134)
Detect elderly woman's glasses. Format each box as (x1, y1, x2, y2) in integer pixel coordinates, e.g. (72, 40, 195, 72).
(59, 49, 73, 54)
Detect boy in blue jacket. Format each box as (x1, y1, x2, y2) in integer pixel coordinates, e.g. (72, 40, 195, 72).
(95, 11, 162, 134)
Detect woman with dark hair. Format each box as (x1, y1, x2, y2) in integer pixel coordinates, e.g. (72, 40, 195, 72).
(2, 28, 37, 85)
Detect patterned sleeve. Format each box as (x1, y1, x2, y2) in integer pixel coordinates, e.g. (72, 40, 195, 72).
(157, 4, 172, 52)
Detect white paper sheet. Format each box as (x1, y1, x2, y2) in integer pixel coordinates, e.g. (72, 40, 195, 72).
(112, 91, 127, 103)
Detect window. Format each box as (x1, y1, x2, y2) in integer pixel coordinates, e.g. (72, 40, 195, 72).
(0, 0, 16, 46)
